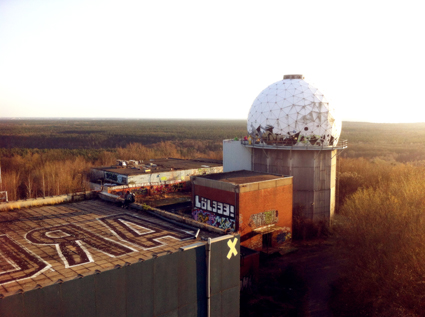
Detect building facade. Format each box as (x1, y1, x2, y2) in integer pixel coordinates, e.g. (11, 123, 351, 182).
(91, 158, 223, 186)
(191, 170, 293, 251)
(224, 139, 346, 221)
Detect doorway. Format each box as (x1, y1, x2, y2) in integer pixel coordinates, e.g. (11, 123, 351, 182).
(262, 233, 272, 252)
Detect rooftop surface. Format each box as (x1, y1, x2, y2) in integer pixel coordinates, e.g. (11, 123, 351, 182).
(93, 158, 222, 176)
(0, 199, 218, 297)
(196, 170, 289, 185)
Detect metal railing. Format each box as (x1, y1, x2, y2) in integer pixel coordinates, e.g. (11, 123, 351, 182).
(239, 138, 348, 150)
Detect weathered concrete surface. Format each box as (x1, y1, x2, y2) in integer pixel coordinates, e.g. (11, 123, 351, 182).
(98, 192, 227, 235)
(252, 148, 337, 221)
(223, 140, 252, 172)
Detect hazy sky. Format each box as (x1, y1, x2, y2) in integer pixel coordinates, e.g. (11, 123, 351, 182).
(0, 0, 423, 122)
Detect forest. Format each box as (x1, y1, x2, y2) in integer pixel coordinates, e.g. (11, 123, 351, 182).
(2, 119, 425, 201)
(1, 118, 425, 315)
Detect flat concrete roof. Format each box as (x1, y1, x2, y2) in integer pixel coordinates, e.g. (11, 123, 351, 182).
(196, 170, 289, 185)
(0, 200, 218, 297)
(94, 158, 222, 176)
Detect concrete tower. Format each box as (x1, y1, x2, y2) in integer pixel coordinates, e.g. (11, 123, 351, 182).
(224, 74, 347, 221)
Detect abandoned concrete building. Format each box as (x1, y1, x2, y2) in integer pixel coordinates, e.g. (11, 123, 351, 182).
(0, 73, 348, 316)
(191, 170, 293, 251)
(0, 196, 240, 317)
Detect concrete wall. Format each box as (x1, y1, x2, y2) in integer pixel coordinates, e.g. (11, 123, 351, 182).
(252, 148, 337, 221)
(103, 166, 223, 185)
(223, 141, 251, 173)
(90, 168, 105, 181)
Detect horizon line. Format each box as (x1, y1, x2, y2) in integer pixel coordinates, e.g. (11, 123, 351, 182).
(1, 117, 425, 124)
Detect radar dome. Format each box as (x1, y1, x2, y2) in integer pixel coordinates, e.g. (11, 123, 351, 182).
(247, 74, 341, 147)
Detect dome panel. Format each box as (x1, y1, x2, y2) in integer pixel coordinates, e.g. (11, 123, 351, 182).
(247, 76, 341, 146)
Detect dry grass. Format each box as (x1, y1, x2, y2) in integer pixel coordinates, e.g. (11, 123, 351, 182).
(0, 192, 95, 212)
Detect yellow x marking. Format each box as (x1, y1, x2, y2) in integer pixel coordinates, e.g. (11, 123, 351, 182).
(227, 238, 238, 259)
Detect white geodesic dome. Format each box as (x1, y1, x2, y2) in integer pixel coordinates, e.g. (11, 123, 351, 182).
(247, 75, 341, 146)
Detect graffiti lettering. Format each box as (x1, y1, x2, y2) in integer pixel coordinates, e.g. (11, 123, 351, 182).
(26, 224, 134, 267)
(0, 235, 51, 285)
(192, 209, 235, 231)
(195, 195, 235, 218)
(99, 214, 193, 250)
(105, 172, 118, 182)
(249, 210, 278, 229)
(276, 231, 292, 243)
(110, 182, 187, 198)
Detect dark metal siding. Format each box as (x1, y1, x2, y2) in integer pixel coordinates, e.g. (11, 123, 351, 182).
(210, 237, 240, 317)
(126, 259, 154, 317)
(0, 236, 240, 317)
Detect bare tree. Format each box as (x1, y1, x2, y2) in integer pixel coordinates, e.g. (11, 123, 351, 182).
(26, 172, 33, 199)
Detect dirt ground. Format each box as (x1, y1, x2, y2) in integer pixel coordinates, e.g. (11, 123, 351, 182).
(241, 239, 345, 317)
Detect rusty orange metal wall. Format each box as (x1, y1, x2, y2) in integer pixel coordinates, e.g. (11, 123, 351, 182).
(191, 181, 293, 251)
(193, 185, 235, 206)
(238, 183, 293, 251)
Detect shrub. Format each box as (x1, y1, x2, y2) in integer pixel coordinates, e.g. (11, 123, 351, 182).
(292, 205, 329, 240)
(333, 163, 425, 315)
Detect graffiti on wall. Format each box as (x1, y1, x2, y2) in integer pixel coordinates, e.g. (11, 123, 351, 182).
(126, 166, 223, 186)
(276, 227, 292, 243)
(192, 195, 236, 231)
(249, 210, 278, 229)
(105, 172, 118, 182)
(110, 181, 187, 198)
(192, 209, 235, 231)
(105, 172, 128, 184)
(194, 195, 235, 218)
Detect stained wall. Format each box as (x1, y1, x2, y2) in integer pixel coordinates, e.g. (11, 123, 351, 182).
(252, 148, 336, 221)
(103, 166, 223, 185)
(238, 180, 292, 251)
(0, 237, 240, 317)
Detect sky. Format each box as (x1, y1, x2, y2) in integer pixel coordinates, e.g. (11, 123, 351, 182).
(0, 0, 424, 123)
